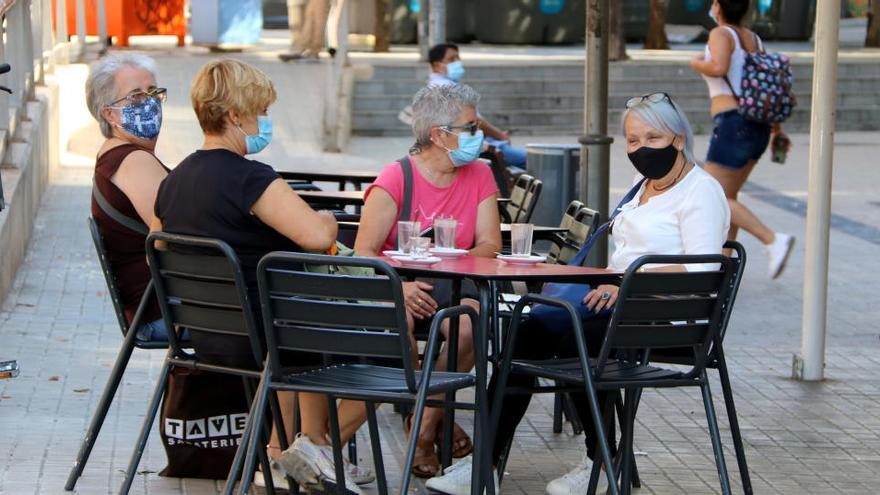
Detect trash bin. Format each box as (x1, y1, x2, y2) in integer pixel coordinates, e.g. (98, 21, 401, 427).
(475, 0, 585, 44)
(190, 0, 263, 47)
(750, 0, 816, 40)
(526, 144, 581, 228)
(390, 0, 476, 44)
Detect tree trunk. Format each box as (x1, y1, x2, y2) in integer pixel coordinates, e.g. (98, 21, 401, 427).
(867, 0, 880, 47)
(608, 0, 627, 61)
(374, 0, 391, 52)
(644, 0, 669, 49)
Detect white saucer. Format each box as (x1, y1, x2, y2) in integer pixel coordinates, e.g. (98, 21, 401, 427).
(429, 247, 468, 258)
(382, 250, 405, 257)
(497, 254, 546, 265)
(390, 255, 442, 266)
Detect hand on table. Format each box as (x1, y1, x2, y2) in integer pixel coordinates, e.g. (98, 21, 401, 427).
(403, 281, 438, 320)
(583, 284, 619, 313)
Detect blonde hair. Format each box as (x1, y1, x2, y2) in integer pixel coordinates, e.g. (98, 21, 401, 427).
(190, 59, 277, 134)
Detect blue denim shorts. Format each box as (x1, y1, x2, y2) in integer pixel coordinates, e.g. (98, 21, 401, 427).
(706, 110, 772, 169)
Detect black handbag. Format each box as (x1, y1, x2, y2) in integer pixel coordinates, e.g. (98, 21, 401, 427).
(158, 367, 250, 479)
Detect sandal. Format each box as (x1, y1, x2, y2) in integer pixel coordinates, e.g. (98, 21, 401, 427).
(404, 414, 441, 478)
(435, 419, 474, 459)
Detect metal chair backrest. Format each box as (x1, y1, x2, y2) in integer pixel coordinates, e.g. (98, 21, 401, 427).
(257, 252, 418, 390)
(504, 174, 535, 222)
(545, 201, 601, 266)
(144, 232, 264, 365)
(596, 254, 734, 379)
(647, 241, 746, 367)
(87, 217, 132, 335)
(517, 177, 543, 223)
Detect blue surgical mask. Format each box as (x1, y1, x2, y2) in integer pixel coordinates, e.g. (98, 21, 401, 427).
(237, 115, 273, 154)
(445, 61, 465, 82)
(709, 6, 719, 24)
(114, 97, 162, 140)
(442, 129, 484, 167)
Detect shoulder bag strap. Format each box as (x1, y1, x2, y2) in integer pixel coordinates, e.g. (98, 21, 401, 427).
(568, 178, 646, 267)
(92, 177, 149, 235)
(398, 155, 414, 222)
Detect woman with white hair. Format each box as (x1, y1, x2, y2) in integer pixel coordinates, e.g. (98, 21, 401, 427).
(87, 53, 169, 341)
(425, 92, 730, 495)
(355, 83, 502, 478)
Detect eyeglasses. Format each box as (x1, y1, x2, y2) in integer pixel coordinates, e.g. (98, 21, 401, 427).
(625, 92, 677, 110)
(108, 87, 167, 107)
(439, 121, 480, 136)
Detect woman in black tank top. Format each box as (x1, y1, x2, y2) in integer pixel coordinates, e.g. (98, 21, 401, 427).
(86, 53, 173, 340)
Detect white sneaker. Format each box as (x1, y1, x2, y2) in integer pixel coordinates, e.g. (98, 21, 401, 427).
(321, 434, 375, 485)
(253, 460, 294, 490)
(424, 455, 500, 495)
(767, 233, 795, 279)
(277, 433, 364, 495)
(546, 453, 610, 495)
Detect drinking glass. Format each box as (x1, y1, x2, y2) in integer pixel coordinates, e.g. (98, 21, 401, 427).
(410, 236, 431, 258)
(434, 217, 458, 250)
(397, 221, 421, 254)
(510, 223, 534, 257)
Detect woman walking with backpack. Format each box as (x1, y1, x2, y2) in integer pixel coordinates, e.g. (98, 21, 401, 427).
(691, 0, 794, 278)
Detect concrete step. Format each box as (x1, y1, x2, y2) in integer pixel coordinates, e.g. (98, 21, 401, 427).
(353, 104, 879, 136)
(353, 89, 880, 113)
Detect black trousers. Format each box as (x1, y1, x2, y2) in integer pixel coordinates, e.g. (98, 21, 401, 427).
(489, 316, 618, 464)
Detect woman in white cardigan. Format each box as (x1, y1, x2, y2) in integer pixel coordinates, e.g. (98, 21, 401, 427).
(425, 92, 730, 495)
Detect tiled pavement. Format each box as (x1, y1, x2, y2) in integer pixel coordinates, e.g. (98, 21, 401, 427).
(1, 37, 880, 495)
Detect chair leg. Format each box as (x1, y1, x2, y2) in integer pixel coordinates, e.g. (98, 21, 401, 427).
(563, 393, 584, 435)
(400, 389, 431, 494)
(365, 401, 388, 495)
(581, 385, 619, 495)
(701, 375, 733, 495)
(237, 375, 272, 495)
(118, 355, 172, 494)
(552, 388, 564, 433)
(615, 392, 640, 489)
(326, 395, 348, 495)
(619, 389, 639, 495)
(716, 352, 753, 494)
(222, 377, 259, 494)
(65, 322, 139, 491)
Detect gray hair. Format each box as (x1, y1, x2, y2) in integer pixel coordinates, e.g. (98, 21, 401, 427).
(85, 53, 157, 138)
(621, 94, 697, 165)
(411, 84, 481, 149)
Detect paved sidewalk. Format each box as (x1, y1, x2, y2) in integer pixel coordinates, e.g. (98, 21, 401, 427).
(1, 36, 879, 495)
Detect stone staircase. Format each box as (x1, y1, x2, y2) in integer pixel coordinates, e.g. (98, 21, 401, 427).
(352, 60, 880, 136)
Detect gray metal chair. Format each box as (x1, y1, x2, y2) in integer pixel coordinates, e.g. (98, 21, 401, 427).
(495, 253, 736, 495)
(500, 174, 543, 223)
(239, 252, 487, 495)
(65, 218, 176, 491)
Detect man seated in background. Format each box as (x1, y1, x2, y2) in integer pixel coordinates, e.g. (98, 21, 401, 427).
(401, 43, 528, 178)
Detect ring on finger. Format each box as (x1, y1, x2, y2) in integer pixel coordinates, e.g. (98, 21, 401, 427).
(601, 291, 611, 301)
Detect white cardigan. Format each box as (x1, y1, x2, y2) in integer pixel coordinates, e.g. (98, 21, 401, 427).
(609, 166, 730, 273)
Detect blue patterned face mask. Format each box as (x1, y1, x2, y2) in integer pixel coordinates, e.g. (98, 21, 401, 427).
(114, 97, 162, 140)
(237, 116, 273, 154)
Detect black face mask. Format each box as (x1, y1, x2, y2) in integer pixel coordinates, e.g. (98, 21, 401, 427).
(627, 143, 679, 179)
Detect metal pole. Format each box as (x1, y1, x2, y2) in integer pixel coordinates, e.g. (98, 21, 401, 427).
(579, 0, 612, 267)
(417, 0, 429, 61)
(96, 0, 108, 52)
(56, 0, 69, 64)
(794, 0, 840, 382)
(429, 0, 445, 47)
(75, 0, 86, 59)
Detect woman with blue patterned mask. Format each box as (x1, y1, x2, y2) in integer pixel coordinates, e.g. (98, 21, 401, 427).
(86, 53, 174, 343)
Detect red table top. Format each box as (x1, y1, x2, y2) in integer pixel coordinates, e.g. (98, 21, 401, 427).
(379, 255, 621, 283)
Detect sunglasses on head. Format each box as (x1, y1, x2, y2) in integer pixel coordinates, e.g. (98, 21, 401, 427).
(625, 92, 678, 110)
(439, 121, 480, 136)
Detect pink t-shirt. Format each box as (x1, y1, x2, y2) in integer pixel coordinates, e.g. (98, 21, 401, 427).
(366, 159, 499, 252)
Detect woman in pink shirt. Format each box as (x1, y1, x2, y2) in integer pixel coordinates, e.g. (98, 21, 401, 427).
(355, 84, 502, 478)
